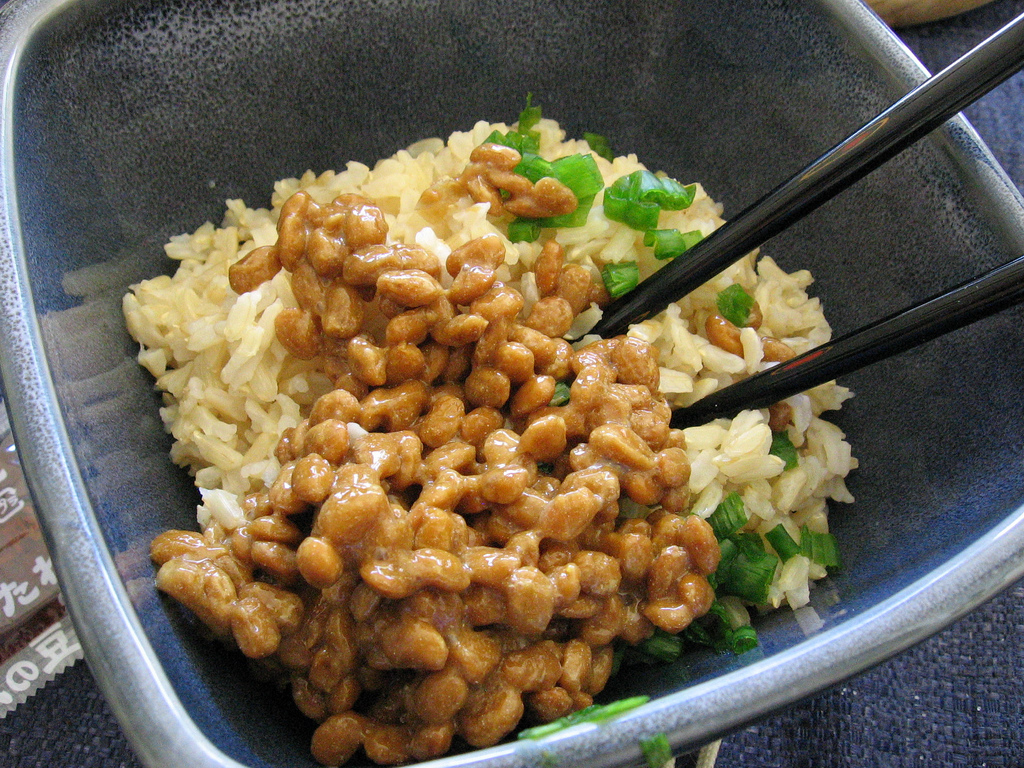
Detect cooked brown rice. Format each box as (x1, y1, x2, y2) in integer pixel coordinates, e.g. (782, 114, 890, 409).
(123, 117, 855, 618)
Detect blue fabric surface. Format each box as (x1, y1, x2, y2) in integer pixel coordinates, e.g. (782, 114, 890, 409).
(1, 1, 1023, 766)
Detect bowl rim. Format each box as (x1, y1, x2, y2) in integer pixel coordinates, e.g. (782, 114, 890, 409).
(1, 0, 1024, 766)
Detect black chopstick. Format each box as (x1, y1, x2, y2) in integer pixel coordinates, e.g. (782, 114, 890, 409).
(670, 252, 1024, 428)
(586, 11, 1024, 340)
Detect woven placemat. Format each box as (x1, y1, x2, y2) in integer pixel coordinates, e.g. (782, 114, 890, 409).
(0, 661, 140, 768)
(720, 579, 1024, 767)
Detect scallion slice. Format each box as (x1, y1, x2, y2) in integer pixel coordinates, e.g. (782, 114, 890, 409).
(800, 526, 842, 569)
(519, 131, 541, 154)
(486, 117, 541, 154)
(610, 644, 626, 677)
(537, 462, 555, 475)
(635, 629, 683, 663)
(583, 131, 614, 161)
(765, 524, 801, 561)
(604, 170, 697, 231)
(482, 128, 510, 149)
(716, 283, 755, 327)
(550, 381, 571, 407)
(603, 183, 661, 231)
(680, 600, 761, 655)
(514, 152, 555, 183)
(601, 261, 639, 298)
(618, 497, 653, 519)
(550, 154, 604, 199)
(540, 194, 595, 229)
(508, 218, 542, 243)
(708, 492, 747, 540)
(708, 538, 733, 591)
(732, 531, 768, 557)
(729, 625, 759, 654)
(682, 619, 713, 648)
(640, 733, 672, 768)
(483, 128, 508, 146)
(514, 156, 602, 230)
(643, 228, 704, 260)
(715, 545, 778, 605)
(510, 153, 602, 229)
(518, 93, 542, 133)
(516, 94, 542, 151)
(517, 696, 650, 740)
(769, 430, 799, 471)
(484, 128, 539, 155)
(641, 172, 697, 210)
(681, 230, 705, 249)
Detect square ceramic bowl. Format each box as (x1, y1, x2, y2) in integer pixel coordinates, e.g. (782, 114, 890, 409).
(1, 0, 1024, 766)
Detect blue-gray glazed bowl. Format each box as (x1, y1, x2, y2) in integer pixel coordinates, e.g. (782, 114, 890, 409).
(1, 0, 1023, 767)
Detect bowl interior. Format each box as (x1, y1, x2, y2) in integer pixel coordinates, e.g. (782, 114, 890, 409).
(9, 0, 1024, 766)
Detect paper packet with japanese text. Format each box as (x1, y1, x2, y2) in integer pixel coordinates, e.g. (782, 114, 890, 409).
(0, 400, 82, 716)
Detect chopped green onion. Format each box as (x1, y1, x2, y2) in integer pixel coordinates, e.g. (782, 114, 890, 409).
(708, 602, 733, 626)
(640, 733, 672, 768)
(731, 531, 768, 557)
(510, 154, 602, 230)
(610, 644, 626, 677)
(681, 618, 713, 648)
(511, 153, 602, 228)
(536, 193, 595, 229)
(708, 492, 747, 540)
(618, 497, 653, 519)
(617, 601, 761, 663)
(643, 173, 696, 210)
(643, 229, 684, 259)
(800, 526, 842, 569)
(636, 629, 683, 663)
(485, 96, 548, 162)
(716, 283, 755, 327)
(483, 128, 539, 155)
(765, 524, 801, 561)
(603, 184, 661, 230)
(550, 154, 604, 199)
(601, 261, 639, 298)
(514, 152, 555, 183)
(769, 430, 799, 471)
(515, 94, 542, 153)
(729, 625, 759, 654)
(626, 170, 697, 209)
(643, 228, 704, 260)
(681, 229, 704, 249)
(715, 542, 778, 605)
(706, 601, 729, 622)
(508, 218, 542, 243)
(517, 696, 650, 740)
(550, 381, 571, 407)
(707, 540, 730, 591)
(681, 600, 760, 655)
(518, 93, 542, 133)
(537, 462, 555, 475)
(583, 131, 614, 162)
(521, 133, 541, 154)
(604, 170, 697, 231)
(483, 128, 507, 146)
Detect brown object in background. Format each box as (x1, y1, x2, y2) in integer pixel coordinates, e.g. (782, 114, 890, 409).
(0, 427, 61, 636)
(0, 405, 80, 716)
(865, 0, 996, 27)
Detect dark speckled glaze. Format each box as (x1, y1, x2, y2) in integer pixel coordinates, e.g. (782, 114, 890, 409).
(0, 1, 1023, 767)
